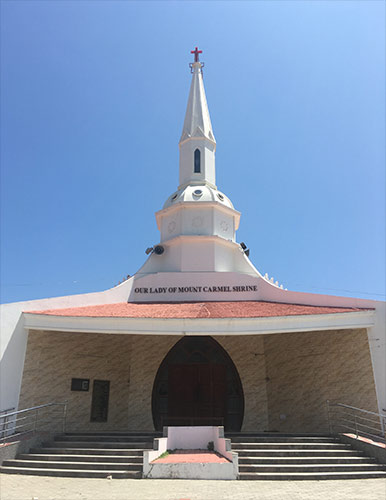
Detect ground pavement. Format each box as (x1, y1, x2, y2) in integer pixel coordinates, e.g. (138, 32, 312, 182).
(0, 475, 385, 500)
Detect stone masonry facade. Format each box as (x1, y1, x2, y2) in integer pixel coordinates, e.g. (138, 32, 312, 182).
(264, 328, 379, 433)
(18, 328, 378, 433)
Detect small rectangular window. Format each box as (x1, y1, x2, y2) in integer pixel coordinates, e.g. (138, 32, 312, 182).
(194, 149, 201, 173)
(90, 380, 110, 422)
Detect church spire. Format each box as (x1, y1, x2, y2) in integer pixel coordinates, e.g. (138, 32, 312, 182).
(180, 48, 216, 146)
(179, 47, 216, 189)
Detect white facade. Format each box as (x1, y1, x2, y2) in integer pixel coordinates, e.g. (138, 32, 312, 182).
(1, 52, 385, 427)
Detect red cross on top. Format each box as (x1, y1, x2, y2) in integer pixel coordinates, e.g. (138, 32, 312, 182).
(191, 47, 202, 63)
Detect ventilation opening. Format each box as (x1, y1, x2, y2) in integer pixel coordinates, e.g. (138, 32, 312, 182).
(194, 149, 201, 173)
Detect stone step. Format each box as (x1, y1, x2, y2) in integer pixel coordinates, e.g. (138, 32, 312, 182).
(0, 466, 141, 479)
(225, 431, 336, 438)
(232, 442, 350, 450)
(228, 436, 339, 443)
(55, 435, 154, 443)
(239, 463, 386, 473)
(18, 453, 143, 463)
(2, 460, 142, 471)
(3, 432, 382, 482)
(1, 430, 151, 480)
(238, 456, 375, 465)
(239, 471, 386, 480)
(31, 447, 144, 456)
(234, 449, 363, 457)
(48, 441, 152, 449)
(63, 432, 161, 437)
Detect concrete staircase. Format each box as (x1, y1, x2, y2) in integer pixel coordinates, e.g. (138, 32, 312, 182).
(2, 431, 385, 480)
(225, 433, 386, 480)
(0, 432, 161, 478)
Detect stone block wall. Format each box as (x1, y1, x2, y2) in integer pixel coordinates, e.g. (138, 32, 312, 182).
(18, 331, 183, 432)
(126, 335, 182, 430)
(18, 330, 134, 431)
(264, 328, 378, 433)
(18, 328, 378, 434)
(217, 336, 268, 431)
(18, 331, 268, 432)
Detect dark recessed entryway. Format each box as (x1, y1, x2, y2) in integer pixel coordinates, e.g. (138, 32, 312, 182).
(152, 336, 244, 431)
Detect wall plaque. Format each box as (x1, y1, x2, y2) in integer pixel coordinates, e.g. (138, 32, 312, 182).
(71, 378, 90, 392)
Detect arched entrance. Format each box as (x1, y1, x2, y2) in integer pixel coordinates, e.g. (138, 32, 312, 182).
(152, 336, 244, 431)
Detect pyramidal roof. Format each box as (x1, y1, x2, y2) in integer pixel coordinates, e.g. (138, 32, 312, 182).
(180, 59, 216, 144)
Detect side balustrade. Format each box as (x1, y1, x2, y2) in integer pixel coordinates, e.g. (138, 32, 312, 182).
(327, 401, 386, 443)
(0, 403, 68, 464)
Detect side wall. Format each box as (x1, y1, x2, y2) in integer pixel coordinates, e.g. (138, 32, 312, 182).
(18, 332, 269, 432)
(18, 328, 378, 433)
(18, 332, 186, 431)
(217, 336, 268, 431)
(126, 335, 182, 430)
(264, 328, 379, 433)
(19, 330, 134, 431)
(0, 280, 134, 412)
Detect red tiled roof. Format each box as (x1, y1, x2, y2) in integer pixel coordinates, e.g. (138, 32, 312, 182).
(26, 301, 366, 319)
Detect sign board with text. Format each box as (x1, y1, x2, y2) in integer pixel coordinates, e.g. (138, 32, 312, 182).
(128, 272, 265, 302)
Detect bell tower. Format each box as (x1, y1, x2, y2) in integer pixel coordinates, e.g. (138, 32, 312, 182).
(134, 48, 258, 277)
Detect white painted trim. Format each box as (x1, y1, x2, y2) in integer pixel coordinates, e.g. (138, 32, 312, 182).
(177, 180, 218, 191)
(155, 201, 241, 220)
(163, 234, 242, 249)
(23, 310, 375, 336)
(179, 135, 217, 148)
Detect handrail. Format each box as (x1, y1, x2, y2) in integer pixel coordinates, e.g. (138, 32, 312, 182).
(335, 410, 381, 425)
(336, 417, 383, 434)
(0, 402, 68, 442)
(327, 400, 386, 442)
(0, 407, 15, 415)
(330, 402, 384, 418)
(0, 403, 66, 420)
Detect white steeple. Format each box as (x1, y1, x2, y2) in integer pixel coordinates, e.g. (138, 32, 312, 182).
(179, 47, 216, 189)
(134, 48, 260, 281)
(180, 53, 216, 144)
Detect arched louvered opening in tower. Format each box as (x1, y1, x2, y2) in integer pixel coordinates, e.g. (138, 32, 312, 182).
(194, 148, 201, 173)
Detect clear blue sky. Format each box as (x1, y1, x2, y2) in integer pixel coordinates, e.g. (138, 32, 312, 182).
(1, 0, 385, 303)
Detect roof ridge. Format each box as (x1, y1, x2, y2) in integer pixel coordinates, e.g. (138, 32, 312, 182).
(197, 303, 211, 318)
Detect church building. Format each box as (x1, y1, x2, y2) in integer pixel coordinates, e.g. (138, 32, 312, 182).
(1, 48, 385, 437)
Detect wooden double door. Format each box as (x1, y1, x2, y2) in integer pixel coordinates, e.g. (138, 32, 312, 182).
(168, 363, 226, 426)
(152, 336, 244, 431)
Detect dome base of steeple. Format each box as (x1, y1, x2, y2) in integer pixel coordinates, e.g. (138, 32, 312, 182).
(163, 184, 234, 210)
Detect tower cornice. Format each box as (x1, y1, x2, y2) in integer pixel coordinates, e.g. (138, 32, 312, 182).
(179, 134, 217, 149)
(155, 201, 241, 230)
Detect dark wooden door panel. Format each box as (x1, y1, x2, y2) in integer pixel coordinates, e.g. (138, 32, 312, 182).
(152, 336, 244, 431)
(168, 364, 196, 417)
(212, 364, 226, 417)
(168, 363, 227, 424)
